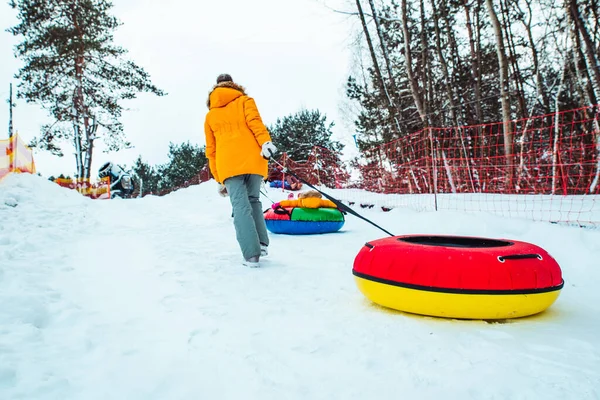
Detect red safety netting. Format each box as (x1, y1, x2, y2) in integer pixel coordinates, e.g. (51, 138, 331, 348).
(358, 105, 600, 196)
(268, 146, 351, 190)
(345, 105, 600, 227)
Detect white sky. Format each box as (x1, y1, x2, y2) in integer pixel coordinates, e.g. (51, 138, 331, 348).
(0, 0, 361, 178)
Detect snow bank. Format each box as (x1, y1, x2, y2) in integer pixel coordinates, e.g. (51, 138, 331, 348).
(0, 173, 88, 210)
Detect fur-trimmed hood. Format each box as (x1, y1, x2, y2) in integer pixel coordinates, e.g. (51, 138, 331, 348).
(206, 81, 247, 109)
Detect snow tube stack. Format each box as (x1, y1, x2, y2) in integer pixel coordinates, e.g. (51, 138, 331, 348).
(353, 235, 564, 320)
(264, 207, 345, 235)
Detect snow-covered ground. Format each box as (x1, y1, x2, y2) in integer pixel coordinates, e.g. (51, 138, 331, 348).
(1, 173, 599, 400)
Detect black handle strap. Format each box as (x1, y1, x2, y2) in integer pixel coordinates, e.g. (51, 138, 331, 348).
(497, 253, 543, 263)
(269, 157, 395, 237)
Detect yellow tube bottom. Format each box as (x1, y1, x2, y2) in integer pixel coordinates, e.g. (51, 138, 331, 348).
(354, 277, 562, 320)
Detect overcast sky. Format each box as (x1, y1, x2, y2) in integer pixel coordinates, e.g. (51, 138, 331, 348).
(0, 0, 361, 178)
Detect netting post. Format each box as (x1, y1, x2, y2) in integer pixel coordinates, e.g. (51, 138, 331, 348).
(590, 106, 600, 193)
(429, 127, 438, 211)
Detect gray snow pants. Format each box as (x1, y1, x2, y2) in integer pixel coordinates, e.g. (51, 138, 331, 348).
(223, 174, 270, 260)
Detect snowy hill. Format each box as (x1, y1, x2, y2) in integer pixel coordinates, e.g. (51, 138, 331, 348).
(1, 173, 599, 399)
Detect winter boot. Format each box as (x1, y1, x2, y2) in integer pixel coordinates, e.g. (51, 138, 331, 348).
(243, 255, 260, 268)
(260, 243, 268, 257)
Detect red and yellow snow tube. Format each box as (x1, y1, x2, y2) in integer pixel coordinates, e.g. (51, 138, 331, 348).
(353, 235, 564, 320)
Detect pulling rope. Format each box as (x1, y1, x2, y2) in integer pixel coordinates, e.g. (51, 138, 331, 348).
(268, 157, 396, 237)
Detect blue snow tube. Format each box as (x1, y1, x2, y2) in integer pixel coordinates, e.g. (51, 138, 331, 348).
(263, 207, 345, 235)
(266, 220, 345, 235)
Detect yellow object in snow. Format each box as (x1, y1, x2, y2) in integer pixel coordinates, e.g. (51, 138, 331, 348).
(353, 274, 563, 320)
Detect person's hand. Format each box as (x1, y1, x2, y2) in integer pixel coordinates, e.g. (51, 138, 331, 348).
(218, 183, 228, 197)
(261, 141, 277, 159)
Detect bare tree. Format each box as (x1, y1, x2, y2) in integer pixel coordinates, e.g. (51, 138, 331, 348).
(400, 0, 426, 123)
(485, 0, 513, 187)
(568, 0, 600, 101)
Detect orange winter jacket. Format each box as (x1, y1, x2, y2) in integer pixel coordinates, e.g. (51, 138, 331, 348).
(204, 82, 272, 183)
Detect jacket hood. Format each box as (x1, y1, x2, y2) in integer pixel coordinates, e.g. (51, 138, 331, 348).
(207, 81, 247, 109)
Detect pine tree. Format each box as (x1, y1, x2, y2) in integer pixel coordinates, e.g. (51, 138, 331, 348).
(267, 109, 344, 161)
(131, 156, 161, 196)
(8, 0, 166, 180)
(161, 141, 207, 189)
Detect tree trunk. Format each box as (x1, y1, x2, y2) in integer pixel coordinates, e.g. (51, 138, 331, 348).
(514, 0, 549, 191)
(572, 41, 598, 105)
(419, 0, 436, 194)
(517, 0, 550, 113)
(589, 113, 600, 193)
(564, 0, 600, 193)
(568, 0, 600, 102)
(463, 0, 483, 125)
(72, 12, 86, 181)
(441, 148, 456, 193)
(432, 0, 474, 192)
(474, 1, 487, 161)
(355, 0, 417, 193)
(499, 0, 526, 120)
(72, 119, 84, 179)
(438, 0, 467, 124)
(83, 118, 97, 180)
(366, 0, 402, 112)
(591, 0, 600, 44)
(355, 0, 394, 124)
(461, 0, 483, 189)
(431, 2, 457, 124)
(419, 0, 428, 124)
(552, 60, 568, 195)
(72, 72, 84, 180)
(485, 0, 513, 189)
(400, 0, 426, 123)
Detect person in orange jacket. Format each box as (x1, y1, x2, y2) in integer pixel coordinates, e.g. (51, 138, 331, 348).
(204, 73, 277, 268)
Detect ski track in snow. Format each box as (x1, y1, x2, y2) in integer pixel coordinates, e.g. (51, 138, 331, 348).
(1, 174, 599, 399)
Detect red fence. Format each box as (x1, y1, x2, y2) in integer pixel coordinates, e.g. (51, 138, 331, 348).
(357, 105, 600, 196)
(265, 105, 600, 227)
(268, 146, 350, 189)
